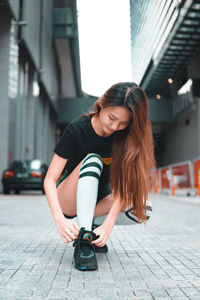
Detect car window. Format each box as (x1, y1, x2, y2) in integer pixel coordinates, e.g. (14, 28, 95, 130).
(10, 161, 27, 169)
(27, 160, 42, 170)
(41, 164, 48, 171)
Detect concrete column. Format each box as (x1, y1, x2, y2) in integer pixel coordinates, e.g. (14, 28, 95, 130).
(8, 21, 19, 163)
(51, 113, 56, 162)
(15, 62, 27, 160)
(25, 67, 35, 159)
(35, 94, 43, 160)
(0, 8, 11, 191)
(43, 100, 49, 163)
(47, 109, 56, 164)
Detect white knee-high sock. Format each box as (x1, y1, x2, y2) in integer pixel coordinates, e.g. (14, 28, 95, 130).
(77, 153, 103, 231)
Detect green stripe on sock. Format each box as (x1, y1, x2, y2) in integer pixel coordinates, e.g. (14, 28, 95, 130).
(83, 154, 103, 164)
(80, 162, 102, 172)
(79, 171, 100, 180)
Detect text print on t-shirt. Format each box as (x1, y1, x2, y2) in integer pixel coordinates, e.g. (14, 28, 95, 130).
(102, 157, 112, 165)
(87, 153, 112, 165)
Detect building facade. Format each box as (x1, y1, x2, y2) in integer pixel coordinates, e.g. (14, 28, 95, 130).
(130, 0, 200, 166)
(0, 0, 82, 192)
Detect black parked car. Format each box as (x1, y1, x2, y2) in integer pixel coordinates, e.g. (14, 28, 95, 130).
(2, 159, 48, 194)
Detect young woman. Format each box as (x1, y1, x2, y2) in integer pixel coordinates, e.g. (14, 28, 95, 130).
(44, 82, 155, 271)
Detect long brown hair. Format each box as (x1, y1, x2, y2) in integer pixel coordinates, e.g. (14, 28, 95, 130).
(89, 82, 155, 222)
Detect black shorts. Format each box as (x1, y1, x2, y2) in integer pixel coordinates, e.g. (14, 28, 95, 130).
(56, 171, 111, 219)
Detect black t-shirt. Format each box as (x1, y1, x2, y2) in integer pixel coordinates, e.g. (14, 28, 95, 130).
(54, 115, 113, 187)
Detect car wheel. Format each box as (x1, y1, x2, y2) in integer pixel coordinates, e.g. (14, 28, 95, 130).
(15, 189, 20, 194)
(3, 187, 9, 194)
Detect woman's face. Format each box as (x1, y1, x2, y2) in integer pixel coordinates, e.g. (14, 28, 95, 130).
(98, 105, 132, 136)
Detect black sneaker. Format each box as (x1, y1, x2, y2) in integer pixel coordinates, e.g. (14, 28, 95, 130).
(92, 222, 108, 253)
(94, 244, 108, 253)
(73, 227, 99, 271)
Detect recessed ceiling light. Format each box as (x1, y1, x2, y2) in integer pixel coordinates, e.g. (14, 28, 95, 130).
(168, 78, 173, 84)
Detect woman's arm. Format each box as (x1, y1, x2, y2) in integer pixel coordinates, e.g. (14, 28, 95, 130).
(44, 154, 67, 222)
(104, 195, 123, 226)
(92, 195, 123, 247)
(44, 154, 79, 243)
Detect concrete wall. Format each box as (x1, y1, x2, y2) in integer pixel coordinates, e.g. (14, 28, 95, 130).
(24, 67, 35, 159)
(0, 5, 58, 192)
(55, 39, 77, 98)
(159, 101, 199, 166)
(8, 0, 20, 19)
(148, 98, 174, 123)
(40, 0, 59, 111)
(20, 0, 59, 112)
(34, 90, 56, 165)
(58, 97, 96, 123)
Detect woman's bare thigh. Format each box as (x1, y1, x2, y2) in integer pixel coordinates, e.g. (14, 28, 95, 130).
(57, 160, 116, 218)
(57, 161, 82, 216)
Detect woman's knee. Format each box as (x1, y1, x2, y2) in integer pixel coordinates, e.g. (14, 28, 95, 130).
(81, 153, 103, 167)
(79, 153, 103, 179)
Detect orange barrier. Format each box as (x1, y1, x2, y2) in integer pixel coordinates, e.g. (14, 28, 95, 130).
(171, 164, 191, 188)
(158, 162, 193, 196)
(153, 159, 200, 196)
(161, 167, 170, 189)
(155, 169, 159, 194)
(193, 159, 200, 188)
(171, 175, 175, 196)
(198, 170, 200, 197)
(193, 159, 200, 196)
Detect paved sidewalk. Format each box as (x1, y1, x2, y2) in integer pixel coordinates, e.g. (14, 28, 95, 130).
(0, 193, 200, 300)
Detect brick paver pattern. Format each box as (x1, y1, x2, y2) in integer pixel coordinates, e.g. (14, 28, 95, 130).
(0, 193, 200, 300)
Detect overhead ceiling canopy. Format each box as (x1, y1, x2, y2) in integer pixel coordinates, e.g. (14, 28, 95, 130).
(53, 0, 82, 97)
(141, 0, 200, 97)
